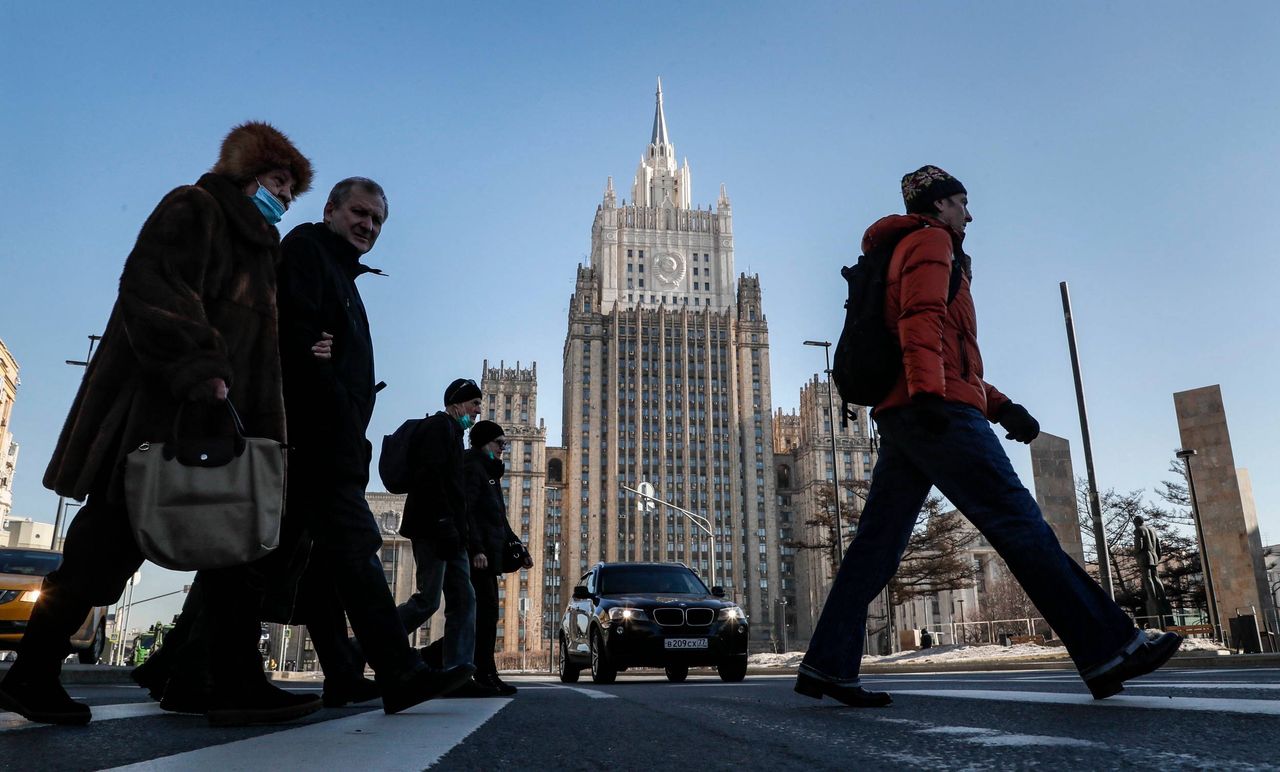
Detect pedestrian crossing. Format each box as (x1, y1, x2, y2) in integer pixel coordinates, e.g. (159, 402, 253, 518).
(1, 672, 1277, 770)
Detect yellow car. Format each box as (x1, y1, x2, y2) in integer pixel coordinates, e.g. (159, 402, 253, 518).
(0, 548, 109, 665)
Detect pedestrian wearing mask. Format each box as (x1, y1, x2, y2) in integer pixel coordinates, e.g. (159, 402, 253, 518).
(396, 379, 483, 673)
(0, 122, 321, 726)
(463, 421, 532, 696)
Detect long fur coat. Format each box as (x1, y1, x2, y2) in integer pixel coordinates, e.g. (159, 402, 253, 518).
(44, 123, 312, 502)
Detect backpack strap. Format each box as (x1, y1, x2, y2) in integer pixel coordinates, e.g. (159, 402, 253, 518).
(946, 258, 963, 304)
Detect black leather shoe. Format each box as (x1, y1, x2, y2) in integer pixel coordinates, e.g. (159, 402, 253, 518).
(443, 677, 503, 699)
(206, 683, 323, 727)
(0, 675, 92, 725)
(130, 661, 168, 703)
(159, 681, 210, 714)
(322, 677, 381, 708)
(482, 673, 517, 696)
(382, 664, 475, 715)
(794, 672, 892, 707)
(1084, 632, 1182, 700)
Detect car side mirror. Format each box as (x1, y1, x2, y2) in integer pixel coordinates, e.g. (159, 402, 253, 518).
(711, 586, 726, 598)
(572, 585, 592, 600)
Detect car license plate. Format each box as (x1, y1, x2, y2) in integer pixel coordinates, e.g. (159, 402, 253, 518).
(664, 638, 709, 649)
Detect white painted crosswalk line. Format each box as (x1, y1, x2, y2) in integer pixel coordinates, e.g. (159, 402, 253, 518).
(0, 702, 165, 732)
(105, 699, 511, 771)
(894, 689, 1280, 716)
(550, 685, 619, 699)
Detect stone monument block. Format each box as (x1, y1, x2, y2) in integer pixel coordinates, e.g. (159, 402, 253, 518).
(1030, 432, 1086, 569)
(1173, 385, 1274, 635)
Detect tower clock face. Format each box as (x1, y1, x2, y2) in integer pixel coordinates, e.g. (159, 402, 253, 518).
(652, 251, 686, 288)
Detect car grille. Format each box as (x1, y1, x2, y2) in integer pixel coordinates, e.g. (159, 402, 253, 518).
(685, 608, 714, 626)
(653, 608, 685, 626)
(0, 621, 27, 634)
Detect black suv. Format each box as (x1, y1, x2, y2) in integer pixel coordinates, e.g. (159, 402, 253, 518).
(559, 562, 749, 684)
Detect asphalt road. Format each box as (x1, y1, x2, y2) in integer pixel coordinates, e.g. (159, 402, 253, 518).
(4, 666, 1280, 770)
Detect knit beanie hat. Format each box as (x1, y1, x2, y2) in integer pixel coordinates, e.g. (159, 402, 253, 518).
(469, 420, 504, 449)
(444, 378, 481, 406)
(901, 165, 967, 214)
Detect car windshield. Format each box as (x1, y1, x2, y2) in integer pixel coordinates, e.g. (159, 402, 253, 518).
(0, 549, 63, 577)
(599, 566, 708, 595)
(138, 635, 156, 648)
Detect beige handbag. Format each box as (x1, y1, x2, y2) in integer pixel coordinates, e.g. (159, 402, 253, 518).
(124, 401, 285, 571)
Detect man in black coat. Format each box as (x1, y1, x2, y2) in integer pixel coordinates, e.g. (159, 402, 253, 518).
(276, 178, 472, 712)
(396, 379, 483, 672)
(463, 421, 532, 696)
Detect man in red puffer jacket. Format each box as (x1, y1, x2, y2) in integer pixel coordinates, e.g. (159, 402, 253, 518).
(795, 166, 1180, 708)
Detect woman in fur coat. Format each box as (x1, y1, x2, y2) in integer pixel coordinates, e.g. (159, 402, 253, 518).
(0, 122, 321, 727)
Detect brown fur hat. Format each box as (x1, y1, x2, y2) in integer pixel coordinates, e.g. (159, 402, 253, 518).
(211, 121, 313, 196)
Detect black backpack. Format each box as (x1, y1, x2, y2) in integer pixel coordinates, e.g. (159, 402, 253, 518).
(379, 417, 425, 494)
(832, 224, 961, 408)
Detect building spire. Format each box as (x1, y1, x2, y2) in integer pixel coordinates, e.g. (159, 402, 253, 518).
(651, 76, 669, 146)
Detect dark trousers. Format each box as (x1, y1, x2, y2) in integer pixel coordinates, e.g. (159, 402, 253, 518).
(10, 493, 264, 694)
(471, 569, 500, 676)
(801, 403, 1139, 685)
(289, 472, 418, 681)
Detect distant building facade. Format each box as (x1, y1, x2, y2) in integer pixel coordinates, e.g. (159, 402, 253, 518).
(556, 82, 784, 638)
(0, 339, 19, 524)
(773, 376, 877, 646)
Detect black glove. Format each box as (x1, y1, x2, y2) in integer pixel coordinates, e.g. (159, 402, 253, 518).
(910, 393, 950, 435)
(997, 402, 1040, 444)
(433, 519, 462, 559)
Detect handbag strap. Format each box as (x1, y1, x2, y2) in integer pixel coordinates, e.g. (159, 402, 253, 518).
(170, 399, 247, 443)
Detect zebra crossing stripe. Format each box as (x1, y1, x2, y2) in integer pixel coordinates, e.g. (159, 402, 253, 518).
(105, 699, 511, 771)
(0, 702, 165, 733)
(892, 689, 1280, 716)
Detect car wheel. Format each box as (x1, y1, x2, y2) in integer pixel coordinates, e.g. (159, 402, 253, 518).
(558, 635, 580, 683)
(717, 656, 747, 683)
(590, 629, 617, 684)
(78, 620, 106, 665)
(664, 665, 689, 683)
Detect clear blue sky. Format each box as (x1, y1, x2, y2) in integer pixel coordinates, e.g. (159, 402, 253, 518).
(3, 1, 1278, 626)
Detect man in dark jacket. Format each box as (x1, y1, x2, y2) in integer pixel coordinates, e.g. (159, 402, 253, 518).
(463, 420, 531, 696)
(276, 178, 472, 713)
(796, 166, 1180, 708)
(0, 123, 322, 726)
(396, 378, 483, 671)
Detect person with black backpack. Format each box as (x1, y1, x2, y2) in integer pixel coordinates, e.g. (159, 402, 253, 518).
(796, 165, 1180, 708)
(393, 378, 485, 677)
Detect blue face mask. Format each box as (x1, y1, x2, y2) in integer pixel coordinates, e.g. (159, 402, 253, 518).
(251, 180, 286, 224)
(458, 414, 474, 430)
(486, 450, 495, 461)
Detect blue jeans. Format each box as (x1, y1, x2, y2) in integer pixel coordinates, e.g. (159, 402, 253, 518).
(397, 541, 476, 670)
(801, 403, 1139, 685)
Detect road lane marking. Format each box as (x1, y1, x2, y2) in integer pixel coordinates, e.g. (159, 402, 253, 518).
(0, 701, 164, 732)
(893, 689, 1280, 715)
(106, 699, 511, 771)
(548, 685, 618, 699)
(917, 725, 1101, 748)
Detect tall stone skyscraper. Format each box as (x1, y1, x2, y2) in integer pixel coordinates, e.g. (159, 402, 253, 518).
(558, 81, 783, 630)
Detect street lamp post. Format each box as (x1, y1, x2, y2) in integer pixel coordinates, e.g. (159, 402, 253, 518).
(53, 334, 101, 550)
(802, 340, 844, 565)
(623, 483, 718, 590)
(957, 596, 966, 644)
(1177, 449, 1222, 638)
(777, 597, 789, 653)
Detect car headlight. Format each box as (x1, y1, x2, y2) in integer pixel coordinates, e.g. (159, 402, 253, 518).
(608, 607, 648, 622)
(718, 606, 746, 621)
(19, 590, 40, 603)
